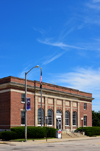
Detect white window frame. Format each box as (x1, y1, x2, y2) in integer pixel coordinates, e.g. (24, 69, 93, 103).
(65, 111, 70, 126)
(84, 103, 87, 110)
(47, 109, 53, 126)
(21, 111, 25, 125)
(21, 93, 25, 103)
(38, 108, 44, 126)
(73, 111, 77, 126)
(84, 116, 87, 126)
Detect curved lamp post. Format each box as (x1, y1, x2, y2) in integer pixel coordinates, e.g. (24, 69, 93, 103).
(25, 65, 39, 142)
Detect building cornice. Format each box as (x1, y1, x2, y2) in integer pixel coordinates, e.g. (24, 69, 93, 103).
(0, 82, 94, 101)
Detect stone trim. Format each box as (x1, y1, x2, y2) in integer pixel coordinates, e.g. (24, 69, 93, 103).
(0, 88, 93, 103)
(0, 81, 94, 101)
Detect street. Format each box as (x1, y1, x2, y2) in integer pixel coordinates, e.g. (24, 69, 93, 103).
(0, 137, 100, 151)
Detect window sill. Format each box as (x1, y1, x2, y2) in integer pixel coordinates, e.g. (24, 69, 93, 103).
(21, 102, 25, 104)
(38, 124, 44, 126)
(21, 124, 25, 126)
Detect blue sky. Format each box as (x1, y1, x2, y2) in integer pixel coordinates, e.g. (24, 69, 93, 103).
(0, 0, 100, 111)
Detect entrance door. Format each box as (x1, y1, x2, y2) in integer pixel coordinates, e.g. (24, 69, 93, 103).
(56, 118, 62, 129)
(56, 112, 62, 129)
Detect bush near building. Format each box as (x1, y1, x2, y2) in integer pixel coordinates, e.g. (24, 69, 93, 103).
(76, 127, 100, 136)
(1, 131, 17, 140)
(1, 126, 57, 140)
(0, 132, 2, 139)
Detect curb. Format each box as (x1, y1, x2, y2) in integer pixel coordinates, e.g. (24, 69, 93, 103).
(0, 136, 100, 145)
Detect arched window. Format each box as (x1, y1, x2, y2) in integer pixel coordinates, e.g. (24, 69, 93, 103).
(65, 111, 69, 126)
(38, 108, 44, 125)
(73, 111, 77, 126)
(56, 109, 62, 113)
(47, 109, 53, 125)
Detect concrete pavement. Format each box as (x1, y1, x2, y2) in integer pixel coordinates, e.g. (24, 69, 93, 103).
(0, 136, 100, 146)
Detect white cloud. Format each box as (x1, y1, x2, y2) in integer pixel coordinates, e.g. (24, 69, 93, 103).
(50, 68, 100, 111)
(18, 65, 33, 78)
(38, 39, 85, 50)
(33, 27, 45, 35)
(58, 27, 75, 40)
(92, 0, 100, 3)
(42, 51, 65, 65)
(56, 68, 100, 91)
(86, 3, 100, 9)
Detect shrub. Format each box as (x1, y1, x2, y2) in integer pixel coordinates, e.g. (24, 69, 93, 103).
(1, 131, 17, 140)
(11, 127, 25, 138)
(27, 126, 46, 138)
(0, 132, 2, 139)
(10, 126, 57, 139)
(43, 127, 57, 137)
(76, 127, 100, 136)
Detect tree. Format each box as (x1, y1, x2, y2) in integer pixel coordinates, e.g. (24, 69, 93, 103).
(92, 110, 100, 126)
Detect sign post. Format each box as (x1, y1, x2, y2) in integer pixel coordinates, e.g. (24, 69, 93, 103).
(45, 116, 48, 142)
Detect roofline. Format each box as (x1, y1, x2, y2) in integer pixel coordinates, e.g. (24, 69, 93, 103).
(0, 76, 92, 95)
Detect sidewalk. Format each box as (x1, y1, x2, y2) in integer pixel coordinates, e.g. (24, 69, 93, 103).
(0, 136, 100, 146)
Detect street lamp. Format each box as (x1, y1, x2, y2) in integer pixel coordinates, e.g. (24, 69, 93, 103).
(25, 65, 39, 142)
(81, 117, 83, 132)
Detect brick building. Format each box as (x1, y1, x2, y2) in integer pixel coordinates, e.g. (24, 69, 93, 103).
(0, 76, 93, 131)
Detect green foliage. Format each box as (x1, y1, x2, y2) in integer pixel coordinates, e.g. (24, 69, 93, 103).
(43, 127, 57, 137)
(27, 126, 46, 138)
(11, 127, 25, 138)
(92, 110, 100, 126)
(0, 132, 2, 139)
(1, 131, 17, 140)
(0, 126, 57, 140)
(76, 127, 100, 136)
(10, 126, 57, 139)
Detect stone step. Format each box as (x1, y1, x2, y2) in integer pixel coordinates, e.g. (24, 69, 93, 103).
(61, 131, 88, 138)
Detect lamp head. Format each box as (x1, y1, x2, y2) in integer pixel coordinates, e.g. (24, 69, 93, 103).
(35, 65, 39, 68)
(81, 117, 83, 121)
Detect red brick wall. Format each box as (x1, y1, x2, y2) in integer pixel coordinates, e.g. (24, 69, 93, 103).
(80, 102, 92, 127)
(10, 91, 35, 127)
(0, 92, 10, 129)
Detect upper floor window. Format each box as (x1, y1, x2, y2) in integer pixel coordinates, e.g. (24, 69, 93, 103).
(84, 116, 87, 126)
(84, 103, 87, 110)
(21, 94, 25, 102)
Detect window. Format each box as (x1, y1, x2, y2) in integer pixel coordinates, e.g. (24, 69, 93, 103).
(21, 94, 25, 102)
(21, 111, 25, 124)
(38, 108, 44, 125)
(48, 109, 53, 125)
(56, 109, 61, 113)
(73, 111, 77, 126)
(84, 103, 87, 110)
(65, 111, 69, 126)
(84, 116, 87, 126)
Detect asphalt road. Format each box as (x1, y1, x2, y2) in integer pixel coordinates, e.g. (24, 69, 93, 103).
(0, 138, 100, 151)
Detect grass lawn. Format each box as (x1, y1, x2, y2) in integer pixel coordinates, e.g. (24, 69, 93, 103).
(11, 137, 55, 142)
